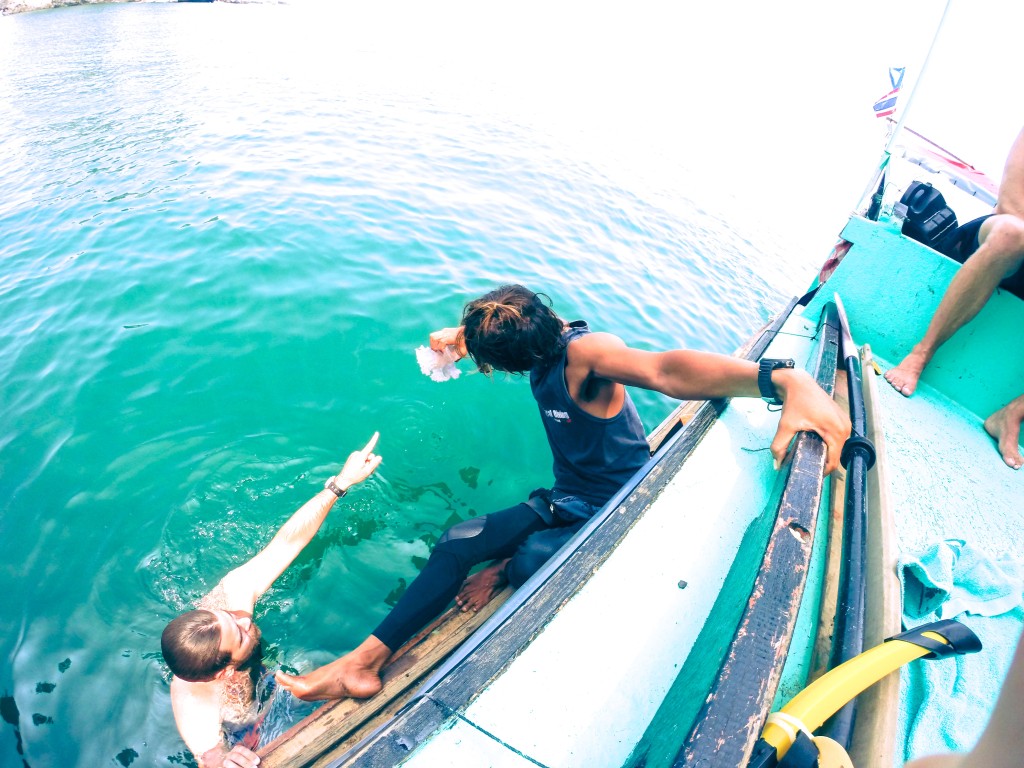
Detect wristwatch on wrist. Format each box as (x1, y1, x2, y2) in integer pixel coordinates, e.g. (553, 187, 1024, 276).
(324, 477, 347, 498)
(758, 358, 795, 405)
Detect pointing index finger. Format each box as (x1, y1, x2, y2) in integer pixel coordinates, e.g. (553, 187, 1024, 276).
(362, 431, 380, 455)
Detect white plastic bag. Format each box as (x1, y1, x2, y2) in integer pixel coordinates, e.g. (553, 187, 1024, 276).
(415, 345, 461, 382)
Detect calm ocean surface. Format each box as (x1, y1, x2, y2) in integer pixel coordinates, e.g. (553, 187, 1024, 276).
(0, 4, 825, 764)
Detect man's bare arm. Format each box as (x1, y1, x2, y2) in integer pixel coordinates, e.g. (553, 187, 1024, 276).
(429, 326, 468, 358)
(572, 333, 851, 474)
(218, 433, 382, 610)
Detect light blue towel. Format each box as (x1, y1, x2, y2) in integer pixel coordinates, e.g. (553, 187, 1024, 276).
(901, 539, 1024, 621)
(896, 539, 1024, 764)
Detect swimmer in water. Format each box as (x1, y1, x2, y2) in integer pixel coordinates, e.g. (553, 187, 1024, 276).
(160, 434, 382, 768)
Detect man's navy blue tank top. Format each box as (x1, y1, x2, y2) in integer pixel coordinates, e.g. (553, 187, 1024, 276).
(530, 321, 651, 507)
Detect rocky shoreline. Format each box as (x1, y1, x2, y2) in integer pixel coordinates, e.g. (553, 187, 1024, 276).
(2, 0, 272, 15)
(2, 0, 169, 14)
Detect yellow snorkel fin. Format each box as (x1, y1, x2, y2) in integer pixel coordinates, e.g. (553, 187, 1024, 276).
(746, 618, 982, 768)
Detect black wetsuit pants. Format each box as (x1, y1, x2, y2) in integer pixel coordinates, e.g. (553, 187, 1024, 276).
(371, 502, 585, 652)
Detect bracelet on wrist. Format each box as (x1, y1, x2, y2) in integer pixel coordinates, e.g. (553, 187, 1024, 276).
(324, 477, 347, 498)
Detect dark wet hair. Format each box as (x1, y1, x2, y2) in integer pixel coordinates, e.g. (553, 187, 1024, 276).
(161, 610, 231, 683)
(461, 284, 565, 374)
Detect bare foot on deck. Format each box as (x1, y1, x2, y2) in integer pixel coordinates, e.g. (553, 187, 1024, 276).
(983, 399, 1024, 470)
(455, 559, 509, 612)
(275, 636, 391, 702)
(884, 348, 930, 397)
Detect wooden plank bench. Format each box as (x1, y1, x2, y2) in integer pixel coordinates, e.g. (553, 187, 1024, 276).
(258, 588, 512, 767)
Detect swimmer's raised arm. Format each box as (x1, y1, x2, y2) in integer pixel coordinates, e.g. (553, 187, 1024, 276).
(218, 433, 382, 610)
(164, 436, 382, 765)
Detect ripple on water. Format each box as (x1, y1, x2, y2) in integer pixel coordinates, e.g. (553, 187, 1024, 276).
(0, 5, 791, 765)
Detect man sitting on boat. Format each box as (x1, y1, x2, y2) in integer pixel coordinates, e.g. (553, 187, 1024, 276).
(275, 284, 851, 703)
(885, 126, 1024, 469)
(160, 435, 382, 768)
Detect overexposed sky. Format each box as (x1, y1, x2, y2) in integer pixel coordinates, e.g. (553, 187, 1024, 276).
(283, 0, 1022, 273)
(285, 0, 1023, 172)
(5, 0, 1006, 287)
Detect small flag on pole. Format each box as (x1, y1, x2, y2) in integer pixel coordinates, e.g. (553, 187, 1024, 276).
(873, 66, 906, 118)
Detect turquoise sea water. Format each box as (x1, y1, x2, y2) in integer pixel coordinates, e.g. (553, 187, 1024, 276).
(0, 4, 816, 765)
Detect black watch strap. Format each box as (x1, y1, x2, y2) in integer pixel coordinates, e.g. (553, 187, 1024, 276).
(758, 358, 795, 405)
(324, 477, 347, 498)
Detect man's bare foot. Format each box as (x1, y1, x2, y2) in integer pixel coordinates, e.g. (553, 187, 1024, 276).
(984, 400, 1024, 470)
(884, 348, 930, 397)
(275, 636, 390, 702)
(455, 559, 509, 612)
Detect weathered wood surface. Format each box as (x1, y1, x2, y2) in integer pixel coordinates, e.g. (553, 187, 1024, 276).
(676, 304, 840, 767)
(258, 589, 511, 767)
(810, 370, 848, 683)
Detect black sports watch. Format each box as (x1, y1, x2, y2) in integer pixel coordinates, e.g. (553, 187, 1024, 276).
(758, 358, 795, 405)
(324, 477, 347, 498)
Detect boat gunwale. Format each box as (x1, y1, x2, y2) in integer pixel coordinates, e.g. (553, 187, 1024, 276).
(677, 301, 841, 767)
(326, 300, 802, 767)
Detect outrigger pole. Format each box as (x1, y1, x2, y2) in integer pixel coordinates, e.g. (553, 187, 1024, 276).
(883, 0, 953, 155)
(820, 294, 876, 749)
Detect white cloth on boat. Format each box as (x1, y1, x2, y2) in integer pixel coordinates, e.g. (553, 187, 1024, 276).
(416, 345, 461, 382)
(896, 539, 1024, 763)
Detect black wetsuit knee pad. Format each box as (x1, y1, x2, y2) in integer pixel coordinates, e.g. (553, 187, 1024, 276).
(436, 516, 486, 546)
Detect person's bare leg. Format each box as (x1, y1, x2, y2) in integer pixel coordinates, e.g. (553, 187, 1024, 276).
(275, 635, 391, 701)
(983, 395, 1024, 469)
(885, 217, 1024, 396)
(965, 628, 1024, 768)
(905, 631, 1024, 768)
(455, 558, 509, 612)
(994, 127, 1024, 219)
(884, 250, 1005, 396)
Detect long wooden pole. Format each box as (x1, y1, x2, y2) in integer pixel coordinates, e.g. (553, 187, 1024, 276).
(884, 0, 953, 154)
(856, 0, 954, 214)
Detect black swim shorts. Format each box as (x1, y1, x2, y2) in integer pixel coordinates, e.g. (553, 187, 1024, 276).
(940, 214, 1024, 299)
